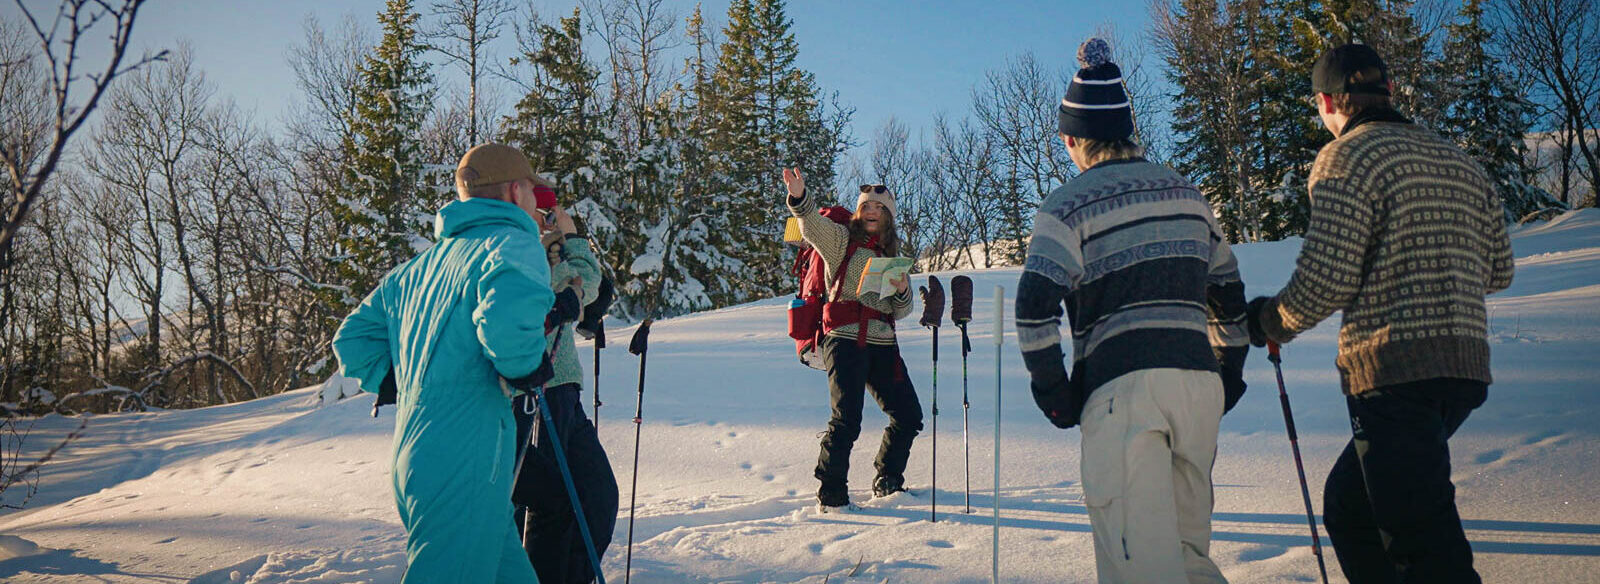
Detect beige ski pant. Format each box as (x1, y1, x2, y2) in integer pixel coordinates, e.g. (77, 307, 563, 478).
(1079, 368, 1228, 584)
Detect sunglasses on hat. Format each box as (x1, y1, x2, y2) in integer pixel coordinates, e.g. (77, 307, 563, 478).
(859, 184, 888, 194)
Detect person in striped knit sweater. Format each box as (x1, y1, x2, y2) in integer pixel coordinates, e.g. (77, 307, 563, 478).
(1016, 38, 1249, 584)
(783, 168, 921, 509)
(1245, 44, 1514, 583)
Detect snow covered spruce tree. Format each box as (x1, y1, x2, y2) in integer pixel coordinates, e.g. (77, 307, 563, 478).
(1153, 0, 1325, 243)
(503, 7, 610, 196)
(612, 5, 744, 319)
(703, 0, 850, 302)
(501, 7, 625, 286)
(1318, 0, 1445, 128)
(331, 0, 437, 302)
(1246, 0, 1322, 240)
(1439, 0, 1563, 224)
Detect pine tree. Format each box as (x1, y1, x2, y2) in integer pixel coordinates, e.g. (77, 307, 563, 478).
(1158, 0, 1261, 242)
(1439, 0, 1563, 224)
(705, 0, 849, 301)
(501, 7, 624, 297)
(1248, 0, 1321, 240)
(331, 0, 437, 301)
(503, 7, 611, 196)
(620, 6, 745, 319)
(1320, 0, 1444, 127)
(1158, 0, 1324, 242)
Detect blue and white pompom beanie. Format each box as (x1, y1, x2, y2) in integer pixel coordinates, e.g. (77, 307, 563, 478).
(1058, 38, 1134, 141)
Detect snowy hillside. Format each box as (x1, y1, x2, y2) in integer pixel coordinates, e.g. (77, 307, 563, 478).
(1, 210, 1598, 583)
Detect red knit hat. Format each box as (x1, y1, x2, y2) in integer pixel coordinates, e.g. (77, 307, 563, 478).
(532, 181, 557, 209)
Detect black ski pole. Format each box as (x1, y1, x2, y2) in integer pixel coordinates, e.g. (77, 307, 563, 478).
(1269, 342, 1330, 584)
(919, 275, 945, 522)
(623, 319, 653, 584)
(950, 275, 973, 513)
(577, 276, 615, 431)
(532, 384, 608, 584)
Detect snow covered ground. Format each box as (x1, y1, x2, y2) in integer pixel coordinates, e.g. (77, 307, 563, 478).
(1, 209, 1597, 583)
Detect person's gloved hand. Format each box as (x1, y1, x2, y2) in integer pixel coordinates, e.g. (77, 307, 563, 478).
(505, 352, 555, 395)
(544, 288, 581, 334)
(371, 369, 398, 417)
(1245, 297, 1271, 348)
(1031, 374, 1084, 429)
(1217, 346, 1248, 413)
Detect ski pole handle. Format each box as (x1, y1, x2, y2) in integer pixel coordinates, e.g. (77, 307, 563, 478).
(629, 319, 653, 356)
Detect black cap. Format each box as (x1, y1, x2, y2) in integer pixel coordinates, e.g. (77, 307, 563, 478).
(1312, 43, 1391, 96)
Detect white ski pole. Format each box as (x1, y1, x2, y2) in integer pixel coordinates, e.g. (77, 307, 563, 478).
(992, 285, 1003, 584)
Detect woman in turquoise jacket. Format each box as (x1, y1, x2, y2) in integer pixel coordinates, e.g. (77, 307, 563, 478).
(334, 144, 556, 584)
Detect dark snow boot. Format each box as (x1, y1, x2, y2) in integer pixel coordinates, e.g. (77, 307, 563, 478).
(818, 482, 851, 508)
(872, 475, 907, 498)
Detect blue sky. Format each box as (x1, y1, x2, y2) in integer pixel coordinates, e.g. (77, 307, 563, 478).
(4, 0, 1157, 155)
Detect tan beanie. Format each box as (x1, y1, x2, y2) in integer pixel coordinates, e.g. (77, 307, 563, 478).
(456, 143, 536, 190)
(856, 185, 897, 217)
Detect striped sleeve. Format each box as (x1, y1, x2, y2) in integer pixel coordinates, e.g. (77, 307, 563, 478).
(1205, 220, 1249, 352)
(1017, 208, 1080, 403)
(787, 191, 850, 276)
(1261, 152, 1373, 342)
(886, 288, 913, 320)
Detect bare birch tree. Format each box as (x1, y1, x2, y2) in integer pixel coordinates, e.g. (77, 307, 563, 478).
(0, 0, 165, 258)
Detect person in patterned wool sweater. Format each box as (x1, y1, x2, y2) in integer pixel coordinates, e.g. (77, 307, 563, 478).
(783, 167, 921, 510)
(1245, 44, 1514, 584)
(1016, 38, 1249, 584)
(509, 178, 619, 584)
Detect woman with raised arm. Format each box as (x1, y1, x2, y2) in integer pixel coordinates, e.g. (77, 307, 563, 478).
(783, 167, 922, 510)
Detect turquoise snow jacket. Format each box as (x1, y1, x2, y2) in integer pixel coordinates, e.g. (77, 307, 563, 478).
(333, 197, 554, 584)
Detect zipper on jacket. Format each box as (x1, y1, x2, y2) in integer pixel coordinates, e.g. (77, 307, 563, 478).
(489, 419, 505, 483)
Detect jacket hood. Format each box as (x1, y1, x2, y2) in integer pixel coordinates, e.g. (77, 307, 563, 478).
(435, 197, 540, 239)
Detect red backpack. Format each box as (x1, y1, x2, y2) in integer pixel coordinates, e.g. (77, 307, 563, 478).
(786, 206, 891, 369)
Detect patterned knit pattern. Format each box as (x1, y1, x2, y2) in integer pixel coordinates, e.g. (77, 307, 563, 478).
(1259, 120, 1515, 394)
(789, 192, 913, 345)
(1017, 158, 1248, 394)
(544, 235, 602, 390)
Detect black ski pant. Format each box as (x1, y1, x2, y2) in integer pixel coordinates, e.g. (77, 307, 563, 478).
(511, 384, 619, 584)
(814, 336, 923, 489)
(1323, 377, 1487, 584)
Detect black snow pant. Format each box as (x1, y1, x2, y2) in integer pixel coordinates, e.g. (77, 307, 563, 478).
(1323, 377, 1487, 584)
(511, 383, 619, 584)
(814, 335, 923, 489)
